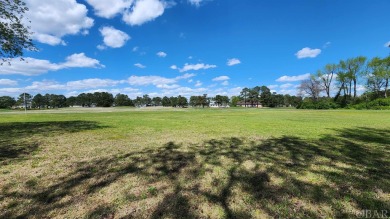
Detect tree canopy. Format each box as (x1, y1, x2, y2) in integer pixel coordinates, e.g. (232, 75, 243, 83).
(0, 0, 36, 61)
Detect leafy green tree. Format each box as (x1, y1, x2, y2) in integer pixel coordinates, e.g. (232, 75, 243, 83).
(230, 96, 240, 107)
(162, 96, 170, 107)
(93, 92, 114, 107)
(66, 96, 77, 107)
(259, 86, 272, 107)
(177, 95, 188, 107)
(340, 56, 366, 99)
(32, 93, 45, 109)
(239, 88, 250, 107)
(317, 64, 337, 98)
(134, 96, 143, 107)
(189, 96, 199, 107)
(114, 93, 132, 106)
(152, 97, 162, 106)
(142, 94, 152, 106)
(169, 96, 178, 107)
(17, 92, 32, 108)
(0, 0, 36, 61)
(0, 96, 15, 108)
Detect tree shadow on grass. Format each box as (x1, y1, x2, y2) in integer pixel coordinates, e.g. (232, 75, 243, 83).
(0, 121, 107, 165)
(1, 127, 389, 218)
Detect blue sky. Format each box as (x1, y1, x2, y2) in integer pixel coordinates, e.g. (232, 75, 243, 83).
(1, 0, 390, 98)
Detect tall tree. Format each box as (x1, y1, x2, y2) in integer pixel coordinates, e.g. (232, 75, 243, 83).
(152, 97, 162, 106)
(17, 92, 32, 108)
(162, 96, 170, 107)
(114, 93, 132, 106)
(259, 86, 272, 107)
(32, 93, 44, 109)
(340, 56, 366, 99)
(0, 0, 36, 61)
(240, 88, 250, 107)
(0, 96, 15, 108)
(317, 64, 337, 98)
(299, 76, 322, 101)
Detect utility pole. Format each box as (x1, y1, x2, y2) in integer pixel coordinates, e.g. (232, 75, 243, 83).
(24, 92, 27, 114)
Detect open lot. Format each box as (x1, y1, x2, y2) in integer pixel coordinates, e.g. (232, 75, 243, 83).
(0, 108, 389, 218)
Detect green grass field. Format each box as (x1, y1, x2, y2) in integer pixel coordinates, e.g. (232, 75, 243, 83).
(0, 108, 389, 218)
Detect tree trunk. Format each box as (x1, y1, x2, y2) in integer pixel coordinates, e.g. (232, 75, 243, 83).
(353, 78, 357, 98)
(385, 78, 388, 98)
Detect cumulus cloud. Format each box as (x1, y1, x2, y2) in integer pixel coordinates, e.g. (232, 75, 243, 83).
(170, 65, 178, 70)
(195, 81, 202, 87)
(134, 63, 146, 68)
(127, 73, 195, 87)
(157, 51, 167, 57)
(279, 83, 294, 89)
(221, 81, 229, 86)
(127, 76, 176, 86)
(384, 41, 390, 47)
(276, 73, 310, 82)
(66, 78, 121, 90)
(123, 0, 168, 26)
(227, 58, 241, 66)
(0, 53, 104, 76)
(85, 0, 133, 18)
(177, 63, 217, 72)
(99, 26, 130, 48)
(0, 79, 18, 86)
(212, 76, 230, 81)
(25, 0, 94, 46)
(86, 0, 172, 26)
(295, 47, 321, 59)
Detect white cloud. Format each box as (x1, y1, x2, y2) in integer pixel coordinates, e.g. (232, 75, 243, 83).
(279, 83, 294, 89)
(295, 47, 321, 59)
(62, 53, 105, 68)
(85, 0, 133, 18)
(0, 53, 104, 76)
(97, 45, 106, 50)
(0, 79, 18, 86)
(227, 58, 241, 66)
(127, 73, 195, 87)
(66, 78, 121, 90)
(170, 65, 178, 70)
(132, 46, 139, 52)
(188, 0, 206, 7)
(268, 85, 278, 89)
(99, 26, 130, 48)
(156, 84, 180, 89)
(195, 81, 202, 87)
(122, 0, 167, 26)
(276, 73, 310, 82)
(157, 51, 167, 57)
(127, 76, 176, 86)
(177, 63, 217, 72)
(221, 81, 229, 86)
(25, 0, 94, 46)
(212, 76, 230, 81)
(384, 41, 390, 47)
(176, 73, 196, 80)
(134, 63, 146, 68)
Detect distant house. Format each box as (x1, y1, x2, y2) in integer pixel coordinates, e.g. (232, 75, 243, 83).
(209, 100, 230, 108)
(237, 101, 262, 108)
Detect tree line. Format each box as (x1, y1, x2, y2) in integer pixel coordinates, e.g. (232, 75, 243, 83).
(298, 55, 390, 109)
(0, 86, 302, 109)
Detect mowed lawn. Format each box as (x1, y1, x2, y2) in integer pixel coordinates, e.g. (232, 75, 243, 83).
(0, 108, 389, 218)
